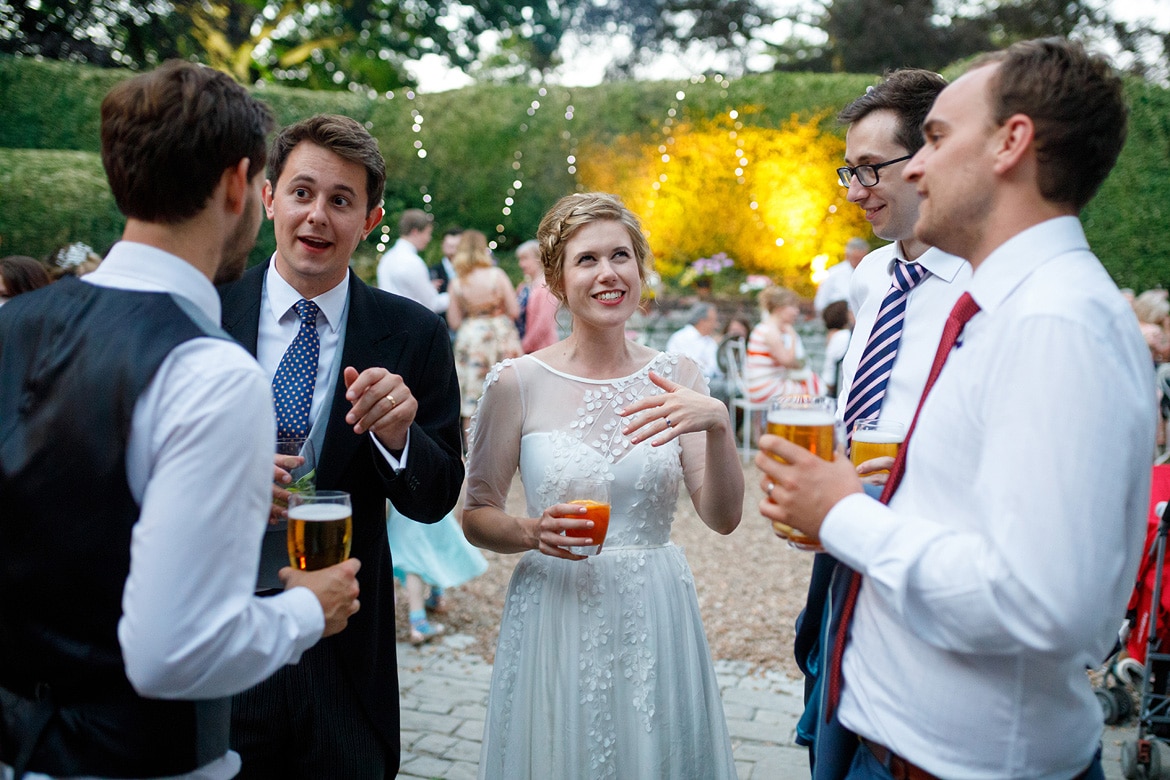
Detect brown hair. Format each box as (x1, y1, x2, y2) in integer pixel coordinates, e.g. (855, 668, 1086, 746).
(536, 192, 652, 304)
(0, 255, 51, 296)
(838, 69, 948, 155)
(452, 229, 493, 277)
(398, 208, 433, 236)
(100, 60, 272, 224)
(974, 38, 1127, 212)
(267, 114, 386, 215)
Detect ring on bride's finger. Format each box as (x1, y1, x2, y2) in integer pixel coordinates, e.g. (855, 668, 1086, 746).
(766, 481, 776, 495)
(665, 418, 673, 428)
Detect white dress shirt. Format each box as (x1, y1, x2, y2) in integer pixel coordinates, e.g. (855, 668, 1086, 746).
(814, 260, 854, 314)
(665, 324, 721, 379)
(835, 243, 971, 431)
(260, 262, 408, 471)
(5, 242, 326, 780)
(822, 218, 1155, 779)
(377, 237, 448, 314)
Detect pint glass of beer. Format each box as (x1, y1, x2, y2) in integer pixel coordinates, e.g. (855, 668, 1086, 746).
(287, 490, 353, 571)
(765, 395, 838, 551)
(562, 478, 610, 556)
(850, 419, 904, 475)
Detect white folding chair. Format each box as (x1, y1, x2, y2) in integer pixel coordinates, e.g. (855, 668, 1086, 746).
(720, 338, 770, 461)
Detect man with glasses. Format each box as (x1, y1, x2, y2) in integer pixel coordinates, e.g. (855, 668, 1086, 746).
(791, 68, 972, 777)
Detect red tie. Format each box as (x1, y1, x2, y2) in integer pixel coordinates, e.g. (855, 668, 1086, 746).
(826, 292, 981, 719)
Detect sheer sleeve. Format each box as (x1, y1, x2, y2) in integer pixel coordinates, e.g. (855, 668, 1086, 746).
(465, 359, 525, 512)
(672, 355, 711, 497)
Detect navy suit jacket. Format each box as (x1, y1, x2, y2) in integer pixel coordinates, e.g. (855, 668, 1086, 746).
(218, 261, 464, 761)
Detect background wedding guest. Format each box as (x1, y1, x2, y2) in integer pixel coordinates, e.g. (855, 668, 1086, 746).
(0, 254, 50, 304)
(814, 237, 868, 315)
(462, 192, 743, 780)
(514, 238, 559, 353)
(745, 285, 824, 402)
(377, 208, 447, 316)
(446, 228, 521, 436)
(820, 300, 853, 399)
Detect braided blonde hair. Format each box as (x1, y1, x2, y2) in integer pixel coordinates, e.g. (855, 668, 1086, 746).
(535, 192, 652, 304)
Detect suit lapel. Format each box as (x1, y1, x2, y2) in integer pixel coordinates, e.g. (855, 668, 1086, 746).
(219, 261, 266, 355)
(317, 272, 408, 487)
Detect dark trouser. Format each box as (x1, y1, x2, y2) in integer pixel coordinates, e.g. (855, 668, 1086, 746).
(230, 641, 388, 779)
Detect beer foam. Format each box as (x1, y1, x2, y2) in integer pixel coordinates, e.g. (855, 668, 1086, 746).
(852, 430, 903, 444)
(289, 503, 351, 522)
(766, 409, 836, 426)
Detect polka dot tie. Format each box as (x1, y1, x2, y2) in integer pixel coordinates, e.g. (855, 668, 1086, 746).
(272, 299, 320, 440)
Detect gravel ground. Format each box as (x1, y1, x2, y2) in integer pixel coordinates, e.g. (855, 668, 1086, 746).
(393, 458, 815, 681)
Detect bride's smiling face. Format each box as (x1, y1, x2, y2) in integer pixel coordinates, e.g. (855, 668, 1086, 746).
(560, 220, 642, 329)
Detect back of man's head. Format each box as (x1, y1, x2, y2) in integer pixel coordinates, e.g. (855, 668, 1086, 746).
(100, 61, 273, 224)
(838, 69, 948, 155)
(974, 37, 1127, 212)
(267, 114, 387, 215)
(399, 208, 433, 237)
(845, 237, 870, 266)
(686, 302, 716, 328)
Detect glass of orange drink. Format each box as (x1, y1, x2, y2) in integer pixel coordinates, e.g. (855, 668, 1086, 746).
(563, 477, 610, 556)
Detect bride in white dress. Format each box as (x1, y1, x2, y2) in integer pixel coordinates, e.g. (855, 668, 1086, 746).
(463, 192, 744, 779)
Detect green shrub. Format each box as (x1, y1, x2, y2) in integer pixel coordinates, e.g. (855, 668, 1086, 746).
(1, 56, 1167, 290)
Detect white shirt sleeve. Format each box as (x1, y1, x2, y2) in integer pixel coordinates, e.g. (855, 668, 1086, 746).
(118, 338, 324, 699)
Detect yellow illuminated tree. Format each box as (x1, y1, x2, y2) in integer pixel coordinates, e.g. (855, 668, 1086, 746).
(578, 110, 871, 297)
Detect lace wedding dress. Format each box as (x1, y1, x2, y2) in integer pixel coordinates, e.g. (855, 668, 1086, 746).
(466, 352, 736, 780)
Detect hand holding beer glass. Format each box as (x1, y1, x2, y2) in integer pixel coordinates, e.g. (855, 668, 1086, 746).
(287, 490, 353, 571)
(850, 419, 904, 480)
(561, 478, 611, 556)
(764, 395, 838, 551)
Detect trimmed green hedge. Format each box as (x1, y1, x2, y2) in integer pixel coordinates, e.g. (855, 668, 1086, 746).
(1, 56, 1167, 290)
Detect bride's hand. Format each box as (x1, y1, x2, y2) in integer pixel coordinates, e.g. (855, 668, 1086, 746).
(533, 503, 595, 560)
(619, 370, 729, 446)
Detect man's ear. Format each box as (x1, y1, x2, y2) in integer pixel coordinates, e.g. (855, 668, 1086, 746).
(992, 114, 1034, 176)
(362, 205, 385, 240)
(221, 158, 251, 216)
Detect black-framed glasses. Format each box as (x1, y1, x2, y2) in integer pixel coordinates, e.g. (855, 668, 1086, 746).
(836, 155, 912, 188)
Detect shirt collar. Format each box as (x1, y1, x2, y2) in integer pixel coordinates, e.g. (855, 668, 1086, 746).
(884, 242, 969, 285)
(966, 216, 1087, 316)
(264, 257, 350, 332)
(85, 241, 222, 323)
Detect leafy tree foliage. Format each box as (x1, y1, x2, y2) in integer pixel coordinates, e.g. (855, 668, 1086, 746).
(773, 0, 1168, 82)
(0, 0, 775, 90)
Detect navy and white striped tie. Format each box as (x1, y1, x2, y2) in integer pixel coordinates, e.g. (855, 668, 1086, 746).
(842, 260, 930, 441)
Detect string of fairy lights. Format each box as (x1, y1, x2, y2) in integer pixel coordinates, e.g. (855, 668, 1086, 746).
(368, 67, 832, 269)
(374, 88, 434, 256)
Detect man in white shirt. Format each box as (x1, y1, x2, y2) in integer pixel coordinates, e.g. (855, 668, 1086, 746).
(376, 208, 445, 314)
(759, 38, 1151, 780)
(665, 302, 721, 380)
(813, 237, 868, 315)
(0, 61, 358, 780)
(791, 69, 972, 778)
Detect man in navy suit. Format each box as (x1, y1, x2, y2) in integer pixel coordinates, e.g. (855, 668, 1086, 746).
(218, 114, 464, 778)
